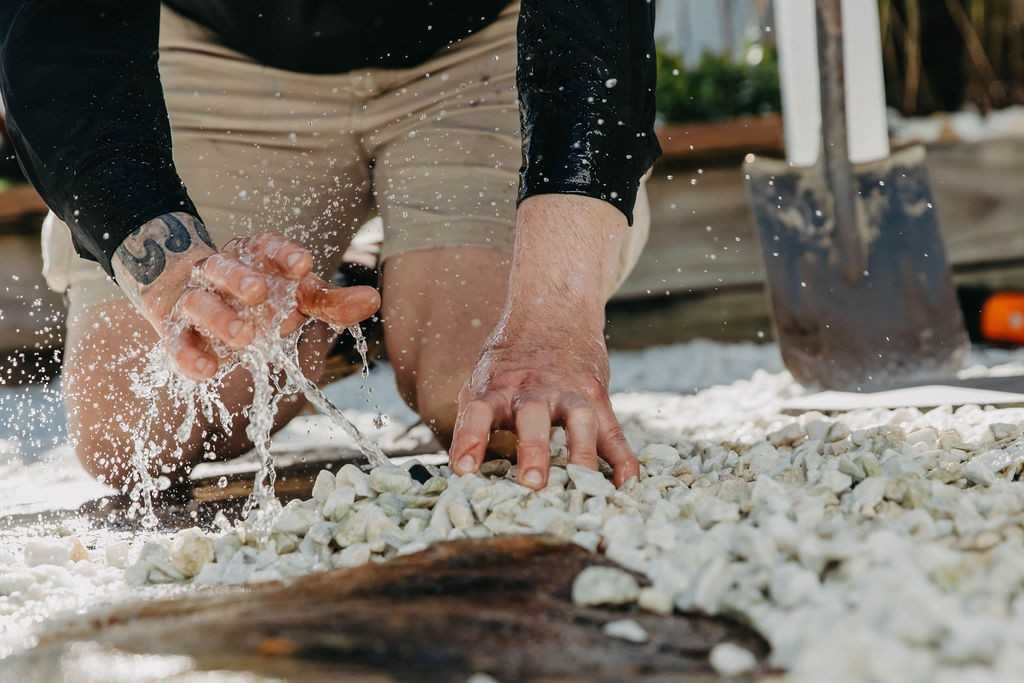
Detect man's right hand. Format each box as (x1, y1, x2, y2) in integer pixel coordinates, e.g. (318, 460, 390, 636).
(111, 212, 381, 381)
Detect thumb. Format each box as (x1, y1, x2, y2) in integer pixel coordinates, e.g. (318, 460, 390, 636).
(296, 277, 381, 327)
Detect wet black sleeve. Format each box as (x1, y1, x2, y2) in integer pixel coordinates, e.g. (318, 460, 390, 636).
(516, 0, 661, 224)
(0, 0, 198, 278)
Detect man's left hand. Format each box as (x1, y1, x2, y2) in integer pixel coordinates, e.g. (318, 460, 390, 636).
(450, 324, 639, 489)
(447, 193, 641, 490)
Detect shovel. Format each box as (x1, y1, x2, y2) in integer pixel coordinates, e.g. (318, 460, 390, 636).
(744, 0, 969, 391)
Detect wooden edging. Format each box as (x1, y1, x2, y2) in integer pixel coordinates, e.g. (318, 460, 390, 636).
(657, 114, 784, 159)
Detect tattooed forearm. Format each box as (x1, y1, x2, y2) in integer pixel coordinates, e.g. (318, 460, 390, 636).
(114, 212, 214, 286)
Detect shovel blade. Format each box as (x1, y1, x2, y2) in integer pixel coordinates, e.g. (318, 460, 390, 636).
(746, 145, 970, 390)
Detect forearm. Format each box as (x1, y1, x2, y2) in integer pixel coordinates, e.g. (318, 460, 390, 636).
(501, 194, 627, 338)
(0, 0, 195, 276)
(516, 0, 660, 222)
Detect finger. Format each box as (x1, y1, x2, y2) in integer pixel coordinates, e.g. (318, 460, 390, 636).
(279, 307, 307, 337)
(450, 400, 495, 475)
(218, 236, 250, 260)
(248, 232, 313, 279)
(169, 327, 219, 381)
(562, 404, 600, 471)
(180, 289, 254, 349)
(296, 277, 381, 327)
(596, 403, 639, 487)
(202, 254, 268, 306)
(515, 400, 552, 490)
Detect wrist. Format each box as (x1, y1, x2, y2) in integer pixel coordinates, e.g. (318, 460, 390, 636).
(112, 212, 215, 324)
(502, 194, 625, 334)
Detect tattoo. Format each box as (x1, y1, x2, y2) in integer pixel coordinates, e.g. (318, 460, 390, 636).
(115, 213, 211, 286)
(192, 215, 216, 250)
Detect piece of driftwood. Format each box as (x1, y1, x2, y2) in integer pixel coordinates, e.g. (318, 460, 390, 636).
(25, 536, 768, 683)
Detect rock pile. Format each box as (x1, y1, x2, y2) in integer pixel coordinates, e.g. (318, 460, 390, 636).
(127, 408, 1024, 682)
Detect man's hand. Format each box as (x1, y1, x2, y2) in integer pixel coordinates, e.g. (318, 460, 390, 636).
(449, 195, 640, 489)
(112, 212, 380, 380)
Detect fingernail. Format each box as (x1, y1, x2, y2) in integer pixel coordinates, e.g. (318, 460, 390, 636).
(522, 469, 543, 488)
(456, 455, 476, 473)
(228, 319, 244, 339)
(286, 252, 305, 270)
(240, 275, 263, 296)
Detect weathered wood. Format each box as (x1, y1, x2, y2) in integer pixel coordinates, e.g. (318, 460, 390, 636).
(0, 183, 47, 229)
(619, 161, 765, 300)
(606, 286, 771, 347)
(616, 138, 1024, 302)
(657, 115, 783, 159)
(23, 536, 769, 683)
(607, 263, 1024, 349)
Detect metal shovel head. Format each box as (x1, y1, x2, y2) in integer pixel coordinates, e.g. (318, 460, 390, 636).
(746, 145, 970, 391)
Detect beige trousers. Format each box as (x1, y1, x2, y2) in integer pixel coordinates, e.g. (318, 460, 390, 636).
(42, 2, 649, 310)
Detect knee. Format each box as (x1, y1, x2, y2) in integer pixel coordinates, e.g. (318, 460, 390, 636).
(417, 395, 460, 448)
(65, 390, 199, 492)
(392, 361, 461, 447)
(69, 426, 140, 492)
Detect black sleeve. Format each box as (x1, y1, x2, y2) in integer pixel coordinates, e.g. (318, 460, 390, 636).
(0, 0, 199, 278)
(516, 0, 661, 224)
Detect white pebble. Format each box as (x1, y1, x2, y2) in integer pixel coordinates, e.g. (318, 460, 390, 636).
(603, 618, 648, 643)
(337, 464, 372, 497)
(567, 464, 615, 497)
(24, 538, 76, 567)
(572, 530, 601, 552)
(323, 486, 357, 521)
(637, 587, 674, 615)
(333, 543, 371, 568)
(104, 541, 133, 569)
(572, 566, 639, 606)
(370, 465, 414, 494)
(311, 469, 336, 502)
(710, 642, 757, 676)
(168, 528, 215, 578)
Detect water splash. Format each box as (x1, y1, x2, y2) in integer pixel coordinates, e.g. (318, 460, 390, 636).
(127, 267, 387, 529)
(345, 323, 388, 430)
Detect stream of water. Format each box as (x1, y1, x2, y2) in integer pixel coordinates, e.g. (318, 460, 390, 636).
(127, 269, 386, 531)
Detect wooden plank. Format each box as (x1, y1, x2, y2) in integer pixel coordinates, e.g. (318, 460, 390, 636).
(607, 263, 1024, 349)
(0, 184, 47, 228)
(616, 139, 1024, 302)
(617, 162, 765, 300)
(607, 286, 771, 347)
(657, 114, 783, 158)
(925, 140, 1024, 268)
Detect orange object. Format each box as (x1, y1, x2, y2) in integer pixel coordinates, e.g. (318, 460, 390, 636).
(980, 292, 1024, 344)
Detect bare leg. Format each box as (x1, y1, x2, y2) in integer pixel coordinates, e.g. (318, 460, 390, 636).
(63, 296, 334, 491)
(382, 247, 511, 445)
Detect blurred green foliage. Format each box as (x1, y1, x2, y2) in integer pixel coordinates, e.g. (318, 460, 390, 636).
(656, 45, 781, 123)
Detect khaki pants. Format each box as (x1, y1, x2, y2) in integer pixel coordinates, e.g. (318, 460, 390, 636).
(42, 2, 649, 310)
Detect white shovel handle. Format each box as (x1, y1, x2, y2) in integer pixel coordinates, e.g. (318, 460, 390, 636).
(775, 0, 890, 166)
